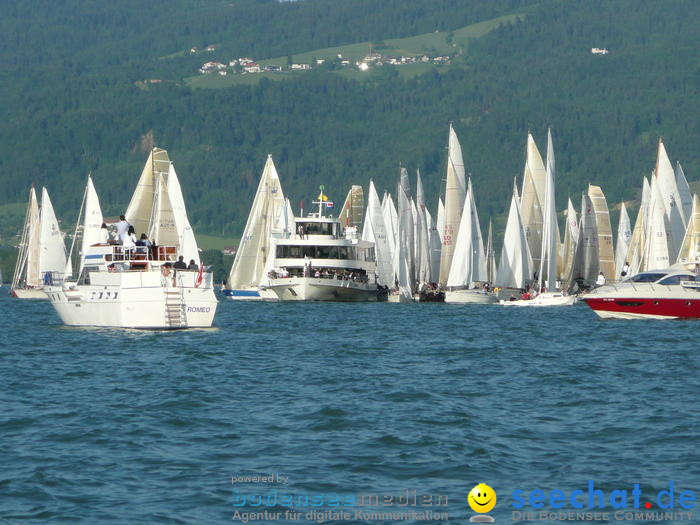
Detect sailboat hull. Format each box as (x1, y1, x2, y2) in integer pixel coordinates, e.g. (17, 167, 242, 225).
(500, 292, 577, 307)
(11, 287, 47, 299)
(264, 277, 377, 302)
(45, 271, 218, 329)
(445, 289, 497, 304)
(222, 288, 277, 301)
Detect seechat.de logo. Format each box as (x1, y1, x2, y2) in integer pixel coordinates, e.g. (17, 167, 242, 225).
(469, 483, 496, 522)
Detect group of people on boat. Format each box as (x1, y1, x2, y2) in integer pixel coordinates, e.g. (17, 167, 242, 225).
(267, 266, 370, 283)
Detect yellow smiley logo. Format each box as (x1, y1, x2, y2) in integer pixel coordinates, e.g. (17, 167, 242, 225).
(468, 483, 496, 513)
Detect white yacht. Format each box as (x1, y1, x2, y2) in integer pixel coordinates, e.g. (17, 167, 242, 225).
(45, 149, 217, 329)
(262, 191, 378, 301)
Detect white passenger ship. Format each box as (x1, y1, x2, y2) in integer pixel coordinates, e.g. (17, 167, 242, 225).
(262, 191, 378, 301)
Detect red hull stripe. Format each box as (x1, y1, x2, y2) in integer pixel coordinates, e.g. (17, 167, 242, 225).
(583, 298, 700, 319)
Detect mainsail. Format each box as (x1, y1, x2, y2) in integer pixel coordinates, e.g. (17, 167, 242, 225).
(677, 194, 700, 264)
(588, 184, 615, 281)
(362, 181, 393, 287)
(79, 176, 105, 274)
(447, 179, 486, 288)
(126, 148, 170, 238)
(520, 133, 547, 275)
(338, 185, 364, 230)
(655, 141, 685, 260)
(227, 155, 286, 290)
(642, 176, 671, 271)
(39, 188, 68, 283)
(625, 177, 651, 275)
(415, 170, 431, 283)
(495, 181, 533, 289)
(538, 129, 558, 290)
(561, 198, 579, 285)
(12, 187, 41, 290)
(167, 163, 201, 265)
(438, 123, 467, 284)
(614, 202, 631, 279)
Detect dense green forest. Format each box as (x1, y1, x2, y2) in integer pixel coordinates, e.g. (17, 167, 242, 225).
(1, 0, 699, 281)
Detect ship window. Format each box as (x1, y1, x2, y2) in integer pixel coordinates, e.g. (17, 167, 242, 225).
(629, 272, 667, 283)
(658, 274, 696, 286)
(317, 246, 331, 258)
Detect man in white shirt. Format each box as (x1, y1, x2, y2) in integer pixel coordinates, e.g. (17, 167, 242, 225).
(596, 272, 606, 286)
(115, 215, 130, 244)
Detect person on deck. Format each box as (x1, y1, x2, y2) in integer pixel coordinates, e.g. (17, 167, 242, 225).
(621, 261, 630, 279)
(100, 223, 110, 244)
(116, 215, 130, 244)
(596, 272, 606, 286)
(173, 256, 188, 270)
(187, 259, 199, 271)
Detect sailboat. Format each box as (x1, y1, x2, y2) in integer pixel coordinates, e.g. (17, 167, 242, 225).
(495, 180, 533, 296)
(224, 155, 287, 300)
(444, 178, 496, 303)
(614, 202, 632, 279)
(502, 129, 575, 306)
(11, 187, 68, 298)
(45, 149, 218, 328)
(438, 123, 467, 285)
(588, 184, 615, 282)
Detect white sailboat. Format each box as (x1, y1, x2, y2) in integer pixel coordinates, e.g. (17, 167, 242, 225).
(495, 180, 533, 293)
(588, 184, 615, 282)
(11, 187, 68, 298)
(445, 179, 495, 304)
(655, 140, 686, 260)
(361, 180, 393, 287)
(45, 148, 217, 329)
(677, 194, 700, 264)
(225, 155, 286, 300)
(415, 170, 431, 284)
(569, 193, 599, 290)
(614, 202, 632, 279)
(11, 187, 44, 298)
(520, 133, 547, 275)
(560, 198, 579, 286)
(641, 175, 671, 271)
(438, 123, 467, 285)
(503, 129, 575, 306)
(625, 176, 651, 275)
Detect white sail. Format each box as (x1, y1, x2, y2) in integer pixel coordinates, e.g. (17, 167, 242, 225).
(79, 176, 105, 274)
(39, 188, 68, 283)
(396, 185, 414, 299)
(588, 184, 615, 282)
(495, 181, 533, 289)
(227, 155, 286, 290)
(438, 123, 467, 284)
(655, 141, 685, 260)
(561, 198, 579, 284)
(625, 176, 651, 275)
(415, 170, 431, 283)
(675, 162, 693, 224)
(436, 197, 445, 244)
(642, 176, 671, 271)
(125, 148, 170, 238)
(382, 192, 397, 277)
(12, 187, 42, 289)
(363, 181, 394, 287)
(447, 179, 486, 288)
(677, 194, 700, 264)
(426, 207, 442, 283)
(538, 129, 558, 290)
(399, 168, 415, 285)
(614, 202, 631, 279)
(148, 173, 179, 248)
(520, 133, 547, 274)
(485, 219, 497, 285)
(167, 163, 200, 265)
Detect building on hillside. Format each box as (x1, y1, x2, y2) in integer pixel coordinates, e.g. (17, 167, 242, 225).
(591, 47, 609, 55)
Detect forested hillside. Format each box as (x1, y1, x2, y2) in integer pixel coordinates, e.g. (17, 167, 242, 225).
(0, 0, 698, 254)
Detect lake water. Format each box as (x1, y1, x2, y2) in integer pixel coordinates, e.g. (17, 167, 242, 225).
(1, 292, 698, 524)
